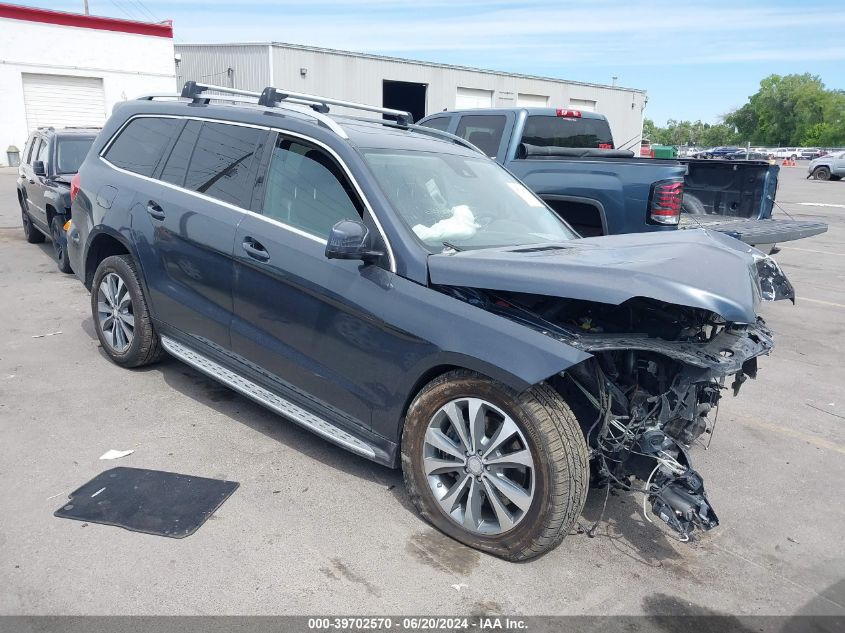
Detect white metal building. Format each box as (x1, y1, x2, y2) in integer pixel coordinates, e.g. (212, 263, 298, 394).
(175, 42, 647, 150)
(0, 3, 176, 165)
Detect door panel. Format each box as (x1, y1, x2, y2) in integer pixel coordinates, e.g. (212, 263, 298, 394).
(131, 181, 242, 348)
(109, 116, 269, 348)
(232, 216, 408, 431)
(230, 134, 401, 431)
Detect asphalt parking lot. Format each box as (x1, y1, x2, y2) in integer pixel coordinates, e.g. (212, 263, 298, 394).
(0, 165, 843, 617)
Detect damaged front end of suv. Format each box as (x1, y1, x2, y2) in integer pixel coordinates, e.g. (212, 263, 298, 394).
(431, 232, 794, 540)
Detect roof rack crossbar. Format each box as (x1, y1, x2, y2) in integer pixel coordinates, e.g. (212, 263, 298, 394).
(257, 86, 412, 125)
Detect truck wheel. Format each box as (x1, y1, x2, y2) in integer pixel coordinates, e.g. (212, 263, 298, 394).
(21, 202, 45, 244)
(91, 255, 164, 368)
(401, 370, 589, 561)
(50, 216, 73, 274)
(813, 167, 831, 181)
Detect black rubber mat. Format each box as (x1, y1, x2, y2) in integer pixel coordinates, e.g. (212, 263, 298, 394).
(54, 467, 239, 538)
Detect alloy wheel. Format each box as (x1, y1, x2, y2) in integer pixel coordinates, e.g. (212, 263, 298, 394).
(422, 397, 536, 535)
(97, 272, 135, 353)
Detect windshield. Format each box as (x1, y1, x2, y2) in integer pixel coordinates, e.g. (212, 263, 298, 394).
(56, 138, 95, 174)
(521, 115, 613, 149)
(362, 149, 577, 251)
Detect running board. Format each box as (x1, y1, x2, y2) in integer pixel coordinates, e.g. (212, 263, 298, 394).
(160, 336, 376, 459)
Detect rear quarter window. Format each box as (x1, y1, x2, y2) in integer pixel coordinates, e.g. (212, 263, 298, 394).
(103, 117, 183, 177)
(420, 117, 451, 132)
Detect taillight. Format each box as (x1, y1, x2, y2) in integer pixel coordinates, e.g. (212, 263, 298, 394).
(70, 172, 81, 202)
(648, 179, 684, 225)
(556, 108, 582, 118)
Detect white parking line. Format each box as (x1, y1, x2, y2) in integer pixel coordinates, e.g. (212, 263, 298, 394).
(782, 246, 845, 257)
(790, 202, 845, 209)
(800, 297, 845, 309)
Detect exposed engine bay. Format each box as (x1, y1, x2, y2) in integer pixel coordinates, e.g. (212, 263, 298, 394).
(436, 285, 780, 540)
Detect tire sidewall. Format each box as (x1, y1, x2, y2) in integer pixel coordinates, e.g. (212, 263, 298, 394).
(815, 167, 830, 181)
(402, 374, 558, 558)
(51, 217, 71, 273)
(91, 255, 148, 366)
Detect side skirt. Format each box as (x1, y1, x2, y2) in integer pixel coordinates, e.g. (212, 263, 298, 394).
(160, 335, 381, 461)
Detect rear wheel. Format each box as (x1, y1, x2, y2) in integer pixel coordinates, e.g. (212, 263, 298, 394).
(51, 216, 73, 274)
(401, 370, 589, 561)
(91, 255, 164, 368)
(21, 200, 44, 244)
(813, 166, 831, 181)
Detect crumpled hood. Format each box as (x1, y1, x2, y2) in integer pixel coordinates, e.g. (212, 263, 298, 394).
(428, 229, 793, 323)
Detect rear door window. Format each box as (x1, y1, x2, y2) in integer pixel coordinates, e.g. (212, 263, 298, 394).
(455, 115, 506, 158)
(159, 119, 201, 187)
(104, 117, 182, 177)
(521, 115, 614, 149)
(182, 122, 267, 208)
(23, 136, 36, 165)
(261, 136, 363, 239)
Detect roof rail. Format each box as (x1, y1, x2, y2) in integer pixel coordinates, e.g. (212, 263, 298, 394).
(339, 115, 484, 155)
(181, 81, 413, 126)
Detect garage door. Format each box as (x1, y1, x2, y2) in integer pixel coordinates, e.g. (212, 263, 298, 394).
(517, 93, 548, 107)
(22, 73, 106, 131)
(455, 87, 493, 109)
(569, 98, 597, 112)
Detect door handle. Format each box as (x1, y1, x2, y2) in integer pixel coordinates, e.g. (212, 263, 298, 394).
(242, 237, 270, 262)
(146, 200, 166, 220)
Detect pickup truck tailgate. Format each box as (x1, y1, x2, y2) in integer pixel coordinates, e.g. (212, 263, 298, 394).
(679, 216, 828, 245)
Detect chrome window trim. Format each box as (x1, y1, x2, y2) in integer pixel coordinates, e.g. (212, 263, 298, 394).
(98, 113, 396, 271)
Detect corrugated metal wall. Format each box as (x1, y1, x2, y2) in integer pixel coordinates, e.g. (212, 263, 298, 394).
(175, 43, 646, 149)
(175, 44, 270, 92)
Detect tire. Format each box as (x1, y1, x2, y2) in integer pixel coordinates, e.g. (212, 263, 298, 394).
(50, 216, 73, 274)
(91, 254, 164, 368)
(682, 192, 708, 215)
(813, 167, 831, 181)
(21, 200, 45, 244)
(401, 369, 589, 561)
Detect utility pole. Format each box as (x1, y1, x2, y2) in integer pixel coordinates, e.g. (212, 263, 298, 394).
(83, 0, 89, 14)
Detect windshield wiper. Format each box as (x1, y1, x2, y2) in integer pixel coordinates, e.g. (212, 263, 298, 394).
(442, 241, 464, 252)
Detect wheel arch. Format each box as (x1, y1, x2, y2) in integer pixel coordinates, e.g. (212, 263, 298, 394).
(83, 229, 134, 290)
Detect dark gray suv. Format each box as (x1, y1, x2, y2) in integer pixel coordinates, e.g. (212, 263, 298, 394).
(17, 126, 98, 272)
(68, 82, 794, 560)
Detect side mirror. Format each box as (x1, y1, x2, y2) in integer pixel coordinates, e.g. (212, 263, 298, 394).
(325, 219, 384, 264)
(33, 160, 46, 176)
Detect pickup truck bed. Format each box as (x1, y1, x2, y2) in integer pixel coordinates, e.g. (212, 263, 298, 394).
(680, 158, 827, 247)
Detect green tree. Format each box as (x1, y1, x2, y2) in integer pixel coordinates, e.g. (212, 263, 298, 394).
(645, 73, 844, 148)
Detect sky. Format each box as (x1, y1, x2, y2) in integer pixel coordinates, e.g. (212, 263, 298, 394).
(17, 0, 845, 125)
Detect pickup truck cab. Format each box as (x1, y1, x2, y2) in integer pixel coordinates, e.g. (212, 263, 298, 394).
(420, 108, 827, 249)
(17, 127, 98, 272)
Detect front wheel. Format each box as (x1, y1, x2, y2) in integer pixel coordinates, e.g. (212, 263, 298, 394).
(813, 166, 831, 181)
(401, 370, 589, 561)
(91, 255, 164, 368)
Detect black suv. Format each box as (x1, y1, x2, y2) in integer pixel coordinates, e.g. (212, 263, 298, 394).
(17, 127, 98, 272)
(68, 82, 794, 560)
